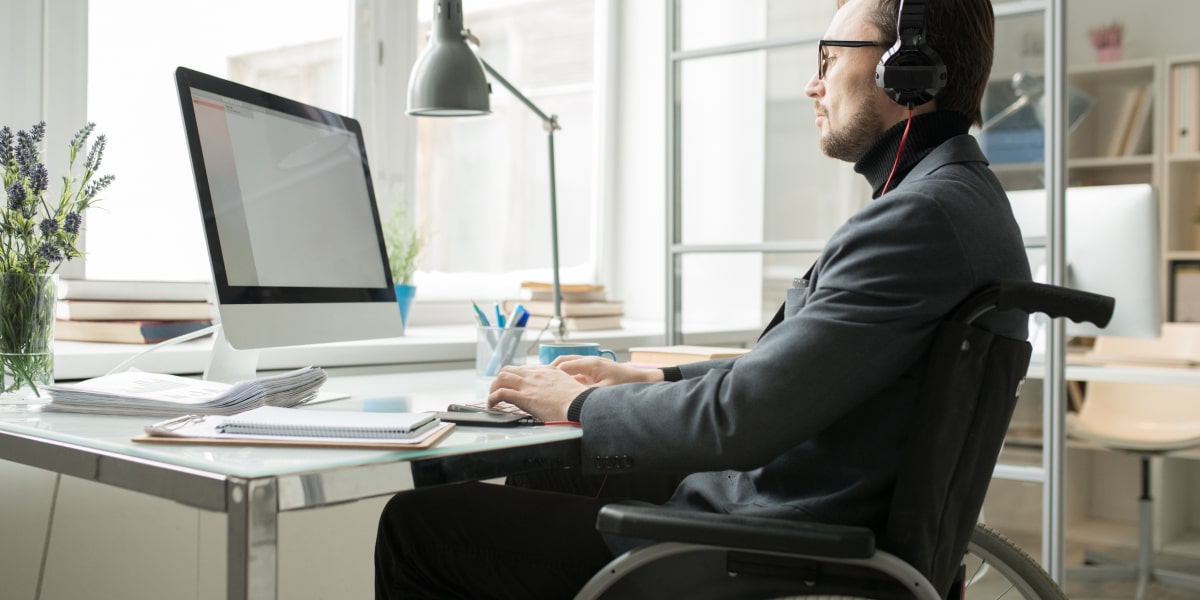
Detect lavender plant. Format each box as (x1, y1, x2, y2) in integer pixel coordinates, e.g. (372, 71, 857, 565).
(0, 121, 113, 396)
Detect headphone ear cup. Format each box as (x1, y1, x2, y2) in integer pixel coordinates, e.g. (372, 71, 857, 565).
(876, 0, 947, 108)
(876, 40, 947, 107)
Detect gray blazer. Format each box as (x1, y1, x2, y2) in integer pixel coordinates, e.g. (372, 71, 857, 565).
(580, 134, 1032, 530)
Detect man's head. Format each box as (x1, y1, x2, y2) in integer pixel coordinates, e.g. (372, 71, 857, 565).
(805, 0, 994, 161)
(864, 0, 994, 125)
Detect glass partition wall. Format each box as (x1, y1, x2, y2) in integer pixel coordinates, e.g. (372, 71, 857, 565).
(665, 0, 1076, 585)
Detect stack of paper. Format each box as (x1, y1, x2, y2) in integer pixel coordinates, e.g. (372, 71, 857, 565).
(41, 367, 327, 417)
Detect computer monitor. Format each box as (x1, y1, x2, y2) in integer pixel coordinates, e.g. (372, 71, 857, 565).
(1007, 183, 1162, 339)
(175, 67, 403, 372)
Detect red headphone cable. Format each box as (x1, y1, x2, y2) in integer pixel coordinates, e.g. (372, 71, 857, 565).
(881, 108, 914, 195)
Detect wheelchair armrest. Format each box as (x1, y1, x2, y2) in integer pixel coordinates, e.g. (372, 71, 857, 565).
(595, 502, 876, 559)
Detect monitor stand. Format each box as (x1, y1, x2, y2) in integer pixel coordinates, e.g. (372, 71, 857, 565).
(204, 327, 260, 384)
(202, 325, 351, 403)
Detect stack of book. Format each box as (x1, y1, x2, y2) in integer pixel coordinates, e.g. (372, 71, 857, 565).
(628, 345, 752, 367)
(54, 279, 215, 344)
(505, 281, 624, 332)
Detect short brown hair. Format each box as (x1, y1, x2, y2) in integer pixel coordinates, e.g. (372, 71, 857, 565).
(850, 0, 994, 126)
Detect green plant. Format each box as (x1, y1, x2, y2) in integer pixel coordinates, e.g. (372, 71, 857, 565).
(382, 205, 425, 285)
(0, 121, 112, 396)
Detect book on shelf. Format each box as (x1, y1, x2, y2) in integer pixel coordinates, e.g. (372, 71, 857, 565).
(56, 299, 213, 321)
(520, 281, 604, 294)
(54, 319, 213, 344)
(1122, 83, 1155, 156)
(56, 278, 212, 302)
(1171, 63, 1200, 154)
(519, 281, 610, 302)
(524, 314, 623, 331)
(1106, 84, 1149, 157)
(628, 345, 752, 367)
(42, 366, 327, 417)
(504, 299, 624, 318)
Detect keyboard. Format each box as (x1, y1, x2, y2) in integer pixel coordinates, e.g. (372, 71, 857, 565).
(460, 401, 531, 417)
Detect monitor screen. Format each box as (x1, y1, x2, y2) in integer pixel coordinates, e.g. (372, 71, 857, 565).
(175, 66, 403, 350)
(1008, 183, 1162, 339)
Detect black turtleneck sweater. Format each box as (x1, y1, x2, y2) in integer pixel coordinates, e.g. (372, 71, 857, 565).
(854, 111, 973, 199)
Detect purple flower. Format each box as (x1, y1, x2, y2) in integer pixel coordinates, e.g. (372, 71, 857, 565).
(63, 212, 81, 234)
(85, 134, 107, 172)
(30, 121, 45, 144)
(36, 240, 62, 263)
(70, 122, 95, 154)
(6, 182, 25, 209)
(0, 127, 12, 165)
(31, 164, 49, 194)
(39, 219, 59, 236)
(15, 129, 40, 180)
(83, 174, 114, 201)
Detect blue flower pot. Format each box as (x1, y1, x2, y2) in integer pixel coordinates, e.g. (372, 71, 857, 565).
(394, 284, 416, 330)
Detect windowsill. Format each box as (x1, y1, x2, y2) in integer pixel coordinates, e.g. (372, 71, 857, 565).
(53, 321, 760, 381)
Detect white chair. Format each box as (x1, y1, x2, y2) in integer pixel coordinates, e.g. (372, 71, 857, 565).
(1066, 327, 1200, 599)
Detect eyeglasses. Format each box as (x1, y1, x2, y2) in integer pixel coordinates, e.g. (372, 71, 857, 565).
(818, 39, 886, 80)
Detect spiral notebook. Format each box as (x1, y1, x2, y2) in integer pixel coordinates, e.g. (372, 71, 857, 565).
(134, 406, 452, 449)
(218, 406, 438, 438)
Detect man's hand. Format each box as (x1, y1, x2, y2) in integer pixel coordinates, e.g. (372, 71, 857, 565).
(488, 365, 586, 422)
(552, 356, 665, 387)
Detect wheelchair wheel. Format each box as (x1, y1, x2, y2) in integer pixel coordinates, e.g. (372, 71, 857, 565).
(962, 523, 1066, 599)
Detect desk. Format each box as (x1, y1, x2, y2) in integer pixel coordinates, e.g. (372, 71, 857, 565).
(0, 368, 581, 600)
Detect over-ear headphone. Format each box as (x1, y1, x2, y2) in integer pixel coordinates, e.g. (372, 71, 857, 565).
(875, 0, 947, 108)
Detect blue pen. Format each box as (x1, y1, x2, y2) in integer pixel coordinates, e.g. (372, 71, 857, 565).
(515, 306, 530, 327)
(504, 303, 524, 329)
(494, 303, 506, 328)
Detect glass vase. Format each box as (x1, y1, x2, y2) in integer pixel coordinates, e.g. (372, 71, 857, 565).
(0, 273, 56, 406)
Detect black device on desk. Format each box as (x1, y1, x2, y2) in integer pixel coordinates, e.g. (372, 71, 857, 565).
(438, 404, 534, 427)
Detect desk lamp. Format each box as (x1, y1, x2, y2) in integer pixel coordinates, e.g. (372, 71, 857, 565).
(981, 73, 1093, 133)
(407, 0, 566, 341)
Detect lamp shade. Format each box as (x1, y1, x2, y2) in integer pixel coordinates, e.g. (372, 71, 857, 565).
(407, 0, 491, 116)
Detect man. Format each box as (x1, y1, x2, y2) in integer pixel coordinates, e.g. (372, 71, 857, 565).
(375, 0, 1030, 597)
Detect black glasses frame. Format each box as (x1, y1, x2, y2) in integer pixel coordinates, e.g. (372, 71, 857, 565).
(818, 39, 886, 80)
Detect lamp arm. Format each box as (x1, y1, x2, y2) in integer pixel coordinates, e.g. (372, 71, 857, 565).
(980, 94, 1036, 132)
(479, 58, 561, 132)
(478, 57, 566, 340)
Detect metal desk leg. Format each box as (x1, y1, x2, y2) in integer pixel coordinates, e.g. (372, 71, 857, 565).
(228, 477, 279, 600)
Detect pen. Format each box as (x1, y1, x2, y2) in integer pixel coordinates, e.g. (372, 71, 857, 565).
(504, 303, 525, 329)
(471, 301, 491, 327)
(473, 301, 500, 347)
(494, 303, 506, 328)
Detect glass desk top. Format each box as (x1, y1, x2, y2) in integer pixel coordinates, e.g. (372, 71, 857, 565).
(0, 369, 581, 480)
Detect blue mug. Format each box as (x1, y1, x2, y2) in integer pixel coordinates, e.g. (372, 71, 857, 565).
(539, 342, 617, 364)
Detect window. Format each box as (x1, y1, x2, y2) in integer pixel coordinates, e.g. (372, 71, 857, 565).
(81, 0, 604, 309)
(412, 0, 601, 300)
(669, 2, 864, 335)
(85, 0, 353, 282)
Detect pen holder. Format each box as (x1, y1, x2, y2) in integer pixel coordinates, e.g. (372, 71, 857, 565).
(475, 326, 533, 396)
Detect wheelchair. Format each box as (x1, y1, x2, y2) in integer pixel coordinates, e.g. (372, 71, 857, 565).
(576, 281, 1115, 600)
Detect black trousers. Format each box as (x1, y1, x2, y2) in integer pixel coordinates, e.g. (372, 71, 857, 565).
(374, 469, 686, 599)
